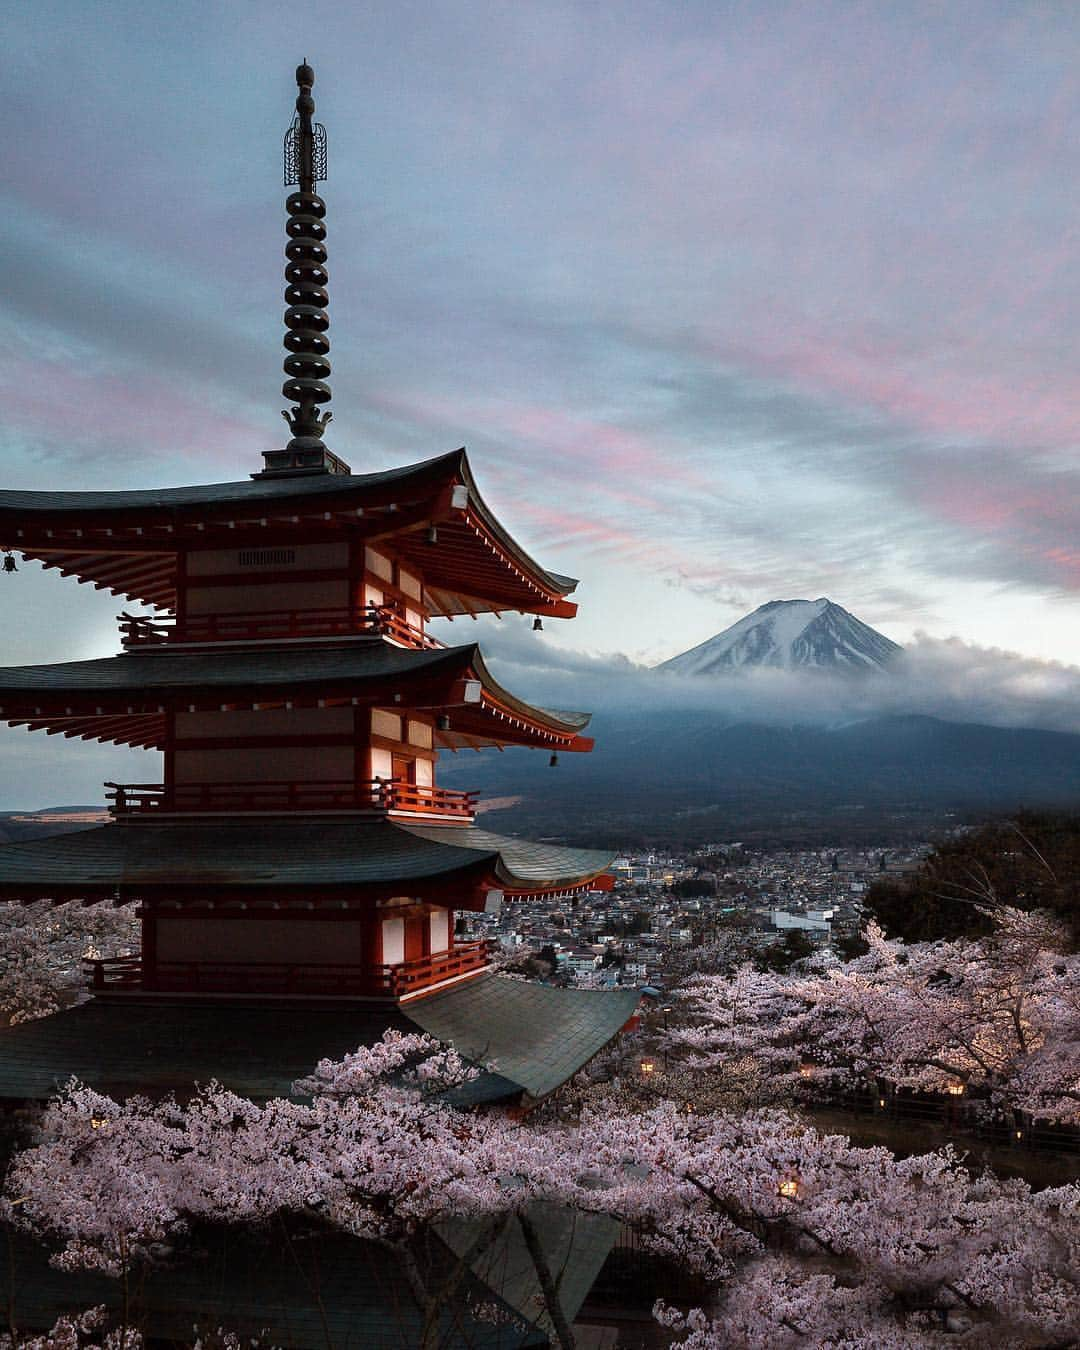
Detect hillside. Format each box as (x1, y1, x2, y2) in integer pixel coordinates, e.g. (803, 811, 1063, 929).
(446, 713, 1080, 847)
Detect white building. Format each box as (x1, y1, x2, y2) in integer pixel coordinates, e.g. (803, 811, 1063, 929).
(771, 908, 834, 933)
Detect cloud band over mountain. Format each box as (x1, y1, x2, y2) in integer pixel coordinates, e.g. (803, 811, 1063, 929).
(472, 623, 1080, 739)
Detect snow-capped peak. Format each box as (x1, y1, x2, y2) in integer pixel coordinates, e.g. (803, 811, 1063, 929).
(657, 599, 901, 676)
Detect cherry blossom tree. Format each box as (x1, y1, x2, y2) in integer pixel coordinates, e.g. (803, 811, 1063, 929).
(0, 901, 138, 1026)
(6, 1032, 1080, 1348)
(666, 907, 1080, 1126)
(1, 1036, 552, 1348)
(0, 1306, 141, 1350)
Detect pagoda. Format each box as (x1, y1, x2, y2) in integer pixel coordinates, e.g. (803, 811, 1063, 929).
(0, 65, 634, 1106)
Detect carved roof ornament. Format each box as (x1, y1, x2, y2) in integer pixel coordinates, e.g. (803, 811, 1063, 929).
(257, 63, 350, 478)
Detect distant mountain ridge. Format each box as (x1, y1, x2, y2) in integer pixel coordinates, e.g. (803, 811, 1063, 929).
(658, 599, 901, 675)
(442, 712, 1080, 846)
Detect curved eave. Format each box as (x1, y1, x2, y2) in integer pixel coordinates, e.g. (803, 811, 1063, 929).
(0, 641, 593, 752)
(438, 646, 593, 752)
(0, 821, 613, 904)
(399, 823, 614, 895)
(410, 976, 640, 1104)
(0, 449, 579, 618)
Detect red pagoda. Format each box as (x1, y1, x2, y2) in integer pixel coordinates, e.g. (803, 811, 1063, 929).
(0, 65, 634, 1107)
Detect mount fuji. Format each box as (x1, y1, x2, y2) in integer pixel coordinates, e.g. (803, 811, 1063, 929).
(657, 599, 901, 676)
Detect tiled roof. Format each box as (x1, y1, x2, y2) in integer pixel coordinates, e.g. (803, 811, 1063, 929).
(0, 641, 592, 742)
(0, 975, 633, 1106)
(0, 641, 466, 692)
(0, 448, 579, 611)
(401, 823, 613, 889)
(0, 1000, 415, 1102)
(0, 820, 612, 894)
(409, 975, 638, 1102)
(0, 455, 449, 514)
(440, 1202, 620, 1338)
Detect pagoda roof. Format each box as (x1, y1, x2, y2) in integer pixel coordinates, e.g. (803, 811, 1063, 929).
(0, 976, 634, 1106)
(0, 819, 613, 902)
(0, 639, 593, 751)
(0, 448, 580, 618)
(409, 976, 639, 1102)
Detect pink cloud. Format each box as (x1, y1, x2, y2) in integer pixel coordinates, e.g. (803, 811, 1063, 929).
(0, 354, 264, 465)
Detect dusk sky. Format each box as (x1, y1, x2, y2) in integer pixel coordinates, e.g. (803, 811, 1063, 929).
(2, 1, 1079, 803)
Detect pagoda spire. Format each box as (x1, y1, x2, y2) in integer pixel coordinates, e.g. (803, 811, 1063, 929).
(257, 62, 349, 478)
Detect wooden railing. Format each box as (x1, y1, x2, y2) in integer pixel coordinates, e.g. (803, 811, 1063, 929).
(83, 954, 142, 991)
(85, 942, 491, 998)
(105, 779, 478, 819)
(378, 942, 491, 996)
(118, 605, 443, 650)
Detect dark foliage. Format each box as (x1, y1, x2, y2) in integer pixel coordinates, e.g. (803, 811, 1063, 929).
(866, 811, 1080, 949)
(672, 876, 718, 898)
(754, 928, 815, 972)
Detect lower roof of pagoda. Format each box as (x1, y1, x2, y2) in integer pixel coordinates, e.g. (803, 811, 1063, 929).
(0, 819, 614, 904)
(0, 976, 638, 1108)
(0, 449, 579, 618)
(0, 639, 593, 751)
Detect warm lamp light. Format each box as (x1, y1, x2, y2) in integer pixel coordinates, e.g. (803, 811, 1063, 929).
(798, 1063, 814, 1079)
(777, 1178, 799, 1199)
(640, 1059, 656, 1076)
(946, 1082, 965, 1097)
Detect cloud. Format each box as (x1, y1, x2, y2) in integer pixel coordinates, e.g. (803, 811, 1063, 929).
(469, 621, 1080, 737)
(2, 0, 1080, 669)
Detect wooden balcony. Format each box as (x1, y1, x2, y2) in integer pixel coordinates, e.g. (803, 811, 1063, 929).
(118, 605, 444, 651)
(105, 778, 478, 821)
(85, 941, 491, 1000)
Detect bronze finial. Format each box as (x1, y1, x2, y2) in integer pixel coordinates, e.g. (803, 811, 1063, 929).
(257, 63, 349, 477)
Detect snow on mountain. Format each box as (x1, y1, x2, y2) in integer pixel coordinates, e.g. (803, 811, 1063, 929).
(657, 599, 902, 676)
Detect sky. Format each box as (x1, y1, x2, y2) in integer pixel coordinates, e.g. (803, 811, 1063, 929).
(0, 1, 1078, 805)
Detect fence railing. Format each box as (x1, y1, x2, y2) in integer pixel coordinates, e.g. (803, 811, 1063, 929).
(105, 778, 478, 819)
(84, 942, 491, 998)
(803, 1084, 1080, 1156)
(118, 605, 443, 650)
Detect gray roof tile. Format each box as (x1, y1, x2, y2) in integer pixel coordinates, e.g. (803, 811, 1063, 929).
(407, 975, 638, 1101)
(0, 820, 611, 892)
(0, 975, 634, 1106)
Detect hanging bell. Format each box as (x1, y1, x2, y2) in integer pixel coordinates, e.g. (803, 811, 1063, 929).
(426, 525, 438, 545)
(2, 553, 17, 574)
(532, 616, 543, 632)
(436, 714, 451, 732)
(549, 752, 558, 767)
